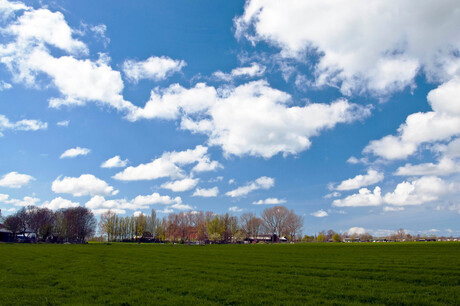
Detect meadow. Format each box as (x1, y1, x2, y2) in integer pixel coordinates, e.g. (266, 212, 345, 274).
(0, 243, 459, 305)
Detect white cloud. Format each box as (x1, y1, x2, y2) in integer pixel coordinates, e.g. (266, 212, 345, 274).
(383, 206, 405, 212)
(348, 227, 366, 235)
(252, 197, 286, 205)
(395, 157, 460, 177)
(161, 177, 199, 192)
(86, 192, 182, 215)
(324, 191, 340, 199)
(170, 203, 193, 211)
(101, 155, 128, 168)
(235, 0, 460, 96)
(128, 80, 370, 158)
(332, 187, 383, 207)
(42, 197, 79, 210)
(60, 147, 90, 159)
(364, 78, 460, 160)
(158, 208, 173, 214)
(131, 193, 181, 206)
(311, 209, 328, 218)
(113, 145, 220, 181)
(57, 120, 69, 127)
(0, 0, 29, 21)
(383, 176, 455, 206)
(52, 174, 118, 197)
(0, 81, 12, 90)
(0, 114, 47, 136)
(0, 7, 135, 113)
(229, 206, 244, 212)
(192, 187, 219, 197)
(122, 56, 185, 83)
(0, 171, 34, 188)
(226, 176, 275, 197)
(7, 196, 40, 207)
(335, 169, 384, 191)
(0, 193, 8, 202)
(213, 63, 266, 81)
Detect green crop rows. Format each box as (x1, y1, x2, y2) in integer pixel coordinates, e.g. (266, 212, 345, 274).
(1, 243, 459, 305)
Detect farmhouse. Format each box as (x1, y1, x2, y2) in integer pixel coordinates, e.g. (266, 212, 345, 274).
(0, 224, 13, 242)
(246, 234, 288, 243)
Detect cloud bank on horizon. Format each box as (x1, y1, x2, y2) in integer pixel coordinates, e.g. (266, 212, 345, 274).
(0, 0, 459, 236)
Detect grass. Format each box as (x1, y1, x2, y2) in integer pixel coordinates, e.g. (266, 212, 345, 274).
(0, 242, 459, 305)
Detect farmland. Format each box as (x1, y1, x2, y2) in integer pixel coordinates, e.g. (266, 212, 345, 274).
(0, 243, 459, 305)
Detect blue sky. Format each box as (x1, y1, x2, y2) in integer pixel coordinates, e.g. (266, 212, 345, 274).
(1, 0, 460, 237)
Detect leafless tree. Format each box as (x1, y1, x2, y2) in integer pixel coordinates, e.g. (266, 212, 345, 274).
(261, 206, 290, 242)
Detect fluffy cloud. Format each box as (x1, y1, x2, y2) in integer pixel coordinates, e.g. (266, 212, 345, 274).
(364, 78, 460, 160)
(42, 197, 79, 210)
(60, 147, 90, 159)
(0, 6, 135, 112)
(113, 145, 221, 181)
(395, 138, 460, 176)
(310, 209, 328, 218)
(6, 196, 40, 207)
(332, 187, 383, 207)
(252, 197, 286, 205)
(348, 227, 367, 235)
(383, 176, 455, 206)
(56, 120, 69, 127)
(383, 206, 404, 212)
(170, 203, 193, 211)
(0, 114, 47, 136)
(85, 192, 182, 215)
(333, 176, 458, 207)
(229, 206, 243, 212)
(161, 178, 199, 192)
(52, 174, 118, 197)
(335, 169, 384, 191)
(130, 80, 370, 158)
(192, 187, 219, 197)
(122, 56, 185, 82)
(213, 63, 266, 81)
(0, 171, 34, 188)
(226, 176, 274, 197)
(235, 0, 460, 95)
(101, 155, 128, 168)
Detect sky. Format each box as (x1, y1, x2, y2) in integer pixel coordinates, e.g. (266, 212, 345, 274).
(0, 0, 459, 237)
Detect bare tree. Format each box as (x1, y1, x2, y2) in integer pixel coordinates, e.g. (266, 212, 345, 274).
(261, 206, 290, 242)
(285, 210, 303, 241)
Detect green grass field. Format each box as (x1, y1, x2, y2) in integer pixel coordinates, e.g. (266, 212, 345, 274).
(0, 243, 459, 305)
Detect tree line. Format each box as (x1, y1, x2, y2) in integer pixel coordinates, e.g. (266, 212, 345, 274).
(1, 206, 96, 243)
(99, 205, 303, 243)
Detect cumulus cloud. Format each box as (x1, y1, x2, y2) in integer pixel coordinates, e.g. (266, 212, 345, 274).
(0, 171, 34, 188)
(229, 206, 244, 212)
(213, 63, 266, 81)
(129, 80, 370, 158)
(383, 206, 404, 212)
(0, 114, 47, 136)
(333, 176, 458, 208)
(85, 192, 182, 215)
(364, 78, 460, 160)
(235, 0, 460, 96)
(252, 197, 286, 205)
(42, 197, 79, 210)
(348, 227, 366, 235)
(101, 155, 128, 168)
(333, 187, 383, 207)
(56, 120, 69, 127)
(192, 187, 219, 197)
(383, 176, 455, 206)
(52, 174, 118, 197)
(161, 178, 199, 192)
(335, 169, 384, 191)
(310, 209, 328, 218)
(60, 147, 90, 159)
(6, 196, 40, 207)
(122, 56, 185, 83)
(113, 145, 221, 181)
(226, 176, 274, 197)
(0, 6, 136, 113)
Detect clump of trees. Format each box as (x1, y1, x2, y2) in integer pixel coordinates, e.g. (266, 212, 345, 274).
(99, 206, 304, 244)
(2, 206, 96, 243)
